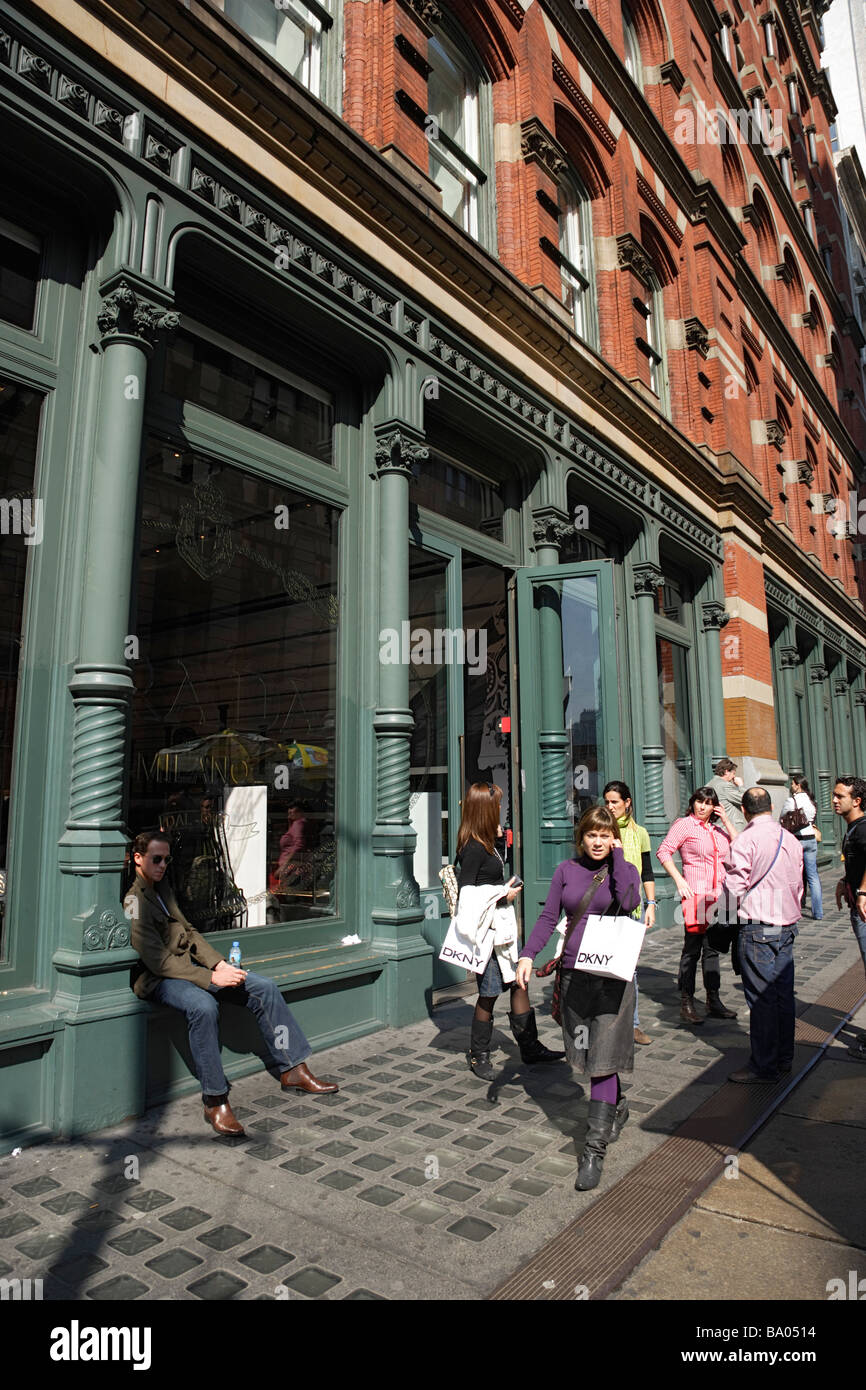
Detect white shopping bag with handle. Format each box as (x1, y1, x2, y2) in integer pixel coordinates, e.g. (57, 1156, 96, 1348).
(572, 913, 646, 981)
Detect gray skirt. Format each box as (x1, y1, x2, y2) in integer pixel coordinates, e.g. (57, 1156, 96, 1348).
(559, 968, 635, 1076)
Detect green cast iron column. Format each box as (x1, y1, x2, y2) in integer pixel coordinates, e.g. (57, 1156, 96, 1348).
(531, 509, 576, 883)
(805, 653, 833, 846)
(831, 675, 855, 775)
(854, 688, 866, 772)
(700, 598, 731, 769)
(55, 270, 177, 1135)
(632, 562, 666, 841)
(370, 421, 432, 1024)
(777, 638, 804, 777)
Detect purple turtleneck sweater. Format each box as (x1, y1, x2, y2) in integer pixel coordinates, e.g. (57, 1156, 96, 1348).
(522, 851, 641, 968)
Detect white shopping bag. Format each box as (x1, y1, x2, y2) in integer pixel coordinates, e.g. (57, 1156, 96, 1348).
(572, 913, 646, 981)
(438, 916, 494, 974)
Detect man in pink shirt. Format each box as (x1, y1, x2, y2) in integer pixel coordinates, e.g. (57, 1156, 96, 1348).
(720, 787, 803, 1083)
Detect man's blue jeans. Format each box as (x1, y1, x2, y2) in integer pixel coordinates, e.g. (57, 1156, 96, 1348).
(850, 908, 866, 973)
(151, 971, 312, 1097)
(738, 923, 797, 1079)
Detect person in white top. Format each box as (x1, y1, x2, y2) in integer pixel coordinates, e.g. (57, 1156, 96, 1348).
(780, 775, 822, 920)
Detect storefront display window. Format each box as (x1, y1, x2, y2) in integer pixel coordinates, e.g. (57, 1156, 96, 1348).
(0, 378, 42, 958)
(410, 450, 504, 538)
(408, 548, 449, 888)
(127, 438, 339, 931)
(164, 330, 334, 466)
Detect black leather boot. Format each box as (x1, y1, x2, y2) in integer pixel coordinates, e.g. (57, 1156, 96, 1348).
(680, 992, 704, 1025)
(575, 1099, 616, 1191)
(509, 1008, 566, 1064)
(468, 1018, 495, 1081)
(706, 989, 737, 1019)
(609, 1094, 629, 1143)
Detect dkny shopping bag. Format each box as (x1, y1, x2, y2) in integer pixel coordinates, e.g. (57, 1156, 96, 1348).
(572, 913, 646, 982)
(438, 915, 494, 975)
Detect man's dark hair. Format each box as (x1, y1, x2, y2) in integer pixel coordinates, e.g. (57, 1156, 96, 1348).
(131, 829, 170, 857)
(742, 788, 772, 817)
(835, 775, 866, 808)
(714, 758, 736, 776)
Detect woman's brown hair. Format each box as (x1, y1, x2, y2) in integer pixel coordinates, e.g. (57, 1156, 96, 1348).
(574, 804, 621, 851)
(456, 782, 502, 857)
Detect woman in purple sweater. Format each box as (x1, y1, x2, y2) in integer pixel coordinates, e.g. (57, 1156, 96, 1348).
(516, 805, 641, 1191)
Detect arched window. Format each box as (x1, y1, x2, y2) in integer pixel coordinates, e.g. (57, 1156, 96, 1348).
(721, 141, 746, 211)
(427, 24, 494, 247)
(223, 0, 337, 105)
(558, 172, 597, 346)
(622, 1, 644, 88)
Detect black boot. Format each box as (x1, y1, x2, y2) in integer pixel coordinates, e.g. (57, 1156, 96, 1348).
(706, 989, 737, 1019)
(575, 1099, 616, 1191)
(609, 1094, 629, 1143)
(468, 1018, 495, 1081)
(680, 992, 704, 1025)
(509, 1008, 566, 1064)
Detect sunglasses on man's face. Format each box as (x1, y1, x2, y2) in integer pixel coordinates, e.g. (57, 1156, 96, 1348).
(149, 854, 171, 866)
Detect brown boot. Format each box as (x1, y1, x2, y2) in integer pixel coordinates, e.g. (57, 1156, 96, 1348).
(706, 990, 737, 1019)
(280, 1062, 339, 1095)
(203, 1097, 245, 1136)
(680, 993, 704, 1025)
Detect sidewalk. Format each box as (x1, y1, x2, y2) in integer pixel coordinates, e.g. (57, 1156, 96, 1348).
(0, 880, 862, 1302)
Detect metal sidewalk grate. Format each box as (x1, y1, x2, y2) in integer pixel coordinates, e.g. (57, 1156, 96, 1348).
(489, 962, 866, 1301)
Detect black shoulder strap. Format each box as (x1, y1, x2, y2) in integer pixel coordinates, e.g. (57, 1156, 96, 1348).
(561, 867, 608, 958)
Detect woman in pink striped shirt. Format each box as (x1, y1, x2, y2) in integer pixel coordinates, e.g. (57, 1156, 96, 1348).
(657, 787, 740, 1026)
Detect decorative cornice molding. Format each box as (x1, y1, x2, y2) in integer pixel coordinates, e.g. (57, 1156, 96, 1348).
(659, 58, 685, 94)
(520, 116, 568, 183)
(636, 172, 684, 247)
(616, 233, 653, 287)
(551, 55, 617, 156)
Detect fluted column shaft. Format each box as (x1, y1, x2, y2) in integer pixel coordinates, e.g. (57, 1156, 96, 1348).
(700, 599, 730, 770)
(777, 634, 804, 777)
(632, 563, 666, 838)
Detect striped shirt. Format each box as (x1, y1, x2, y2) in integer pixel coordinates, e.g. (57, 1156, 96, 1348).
(656, 814, 731, 898)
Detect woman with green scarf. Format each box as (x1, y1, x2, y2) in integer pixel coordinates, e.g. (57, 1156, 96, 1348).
(603, 781, 656, 1045)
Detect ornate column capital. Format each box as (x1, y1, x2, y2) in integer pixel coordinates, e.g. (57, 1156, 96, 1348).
(779, 646, 801, 668)
(632, 562, 663, 596)
(396, 0, 442, 34)
(97, 270, 178, 350)
(374, 425, 428, 478)
(854, 690, 866, 707)
(701, 600, 731, 631)
(684, 316, 709, 356)
(809, 663, 828, 683)
(833, 677, 850, 696)
(531, 506, 573, 554)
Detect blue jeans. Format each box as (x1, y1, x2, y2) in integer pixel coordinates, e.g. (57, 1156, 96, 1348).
(801, 839, 823, 919)
(850, 908, 866, 972)
(151, 971, 312, 1097)
(738, 924, 797, 1079)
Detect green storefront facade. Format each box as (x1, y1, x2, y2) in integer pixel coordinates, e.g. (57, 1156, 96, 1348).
(2, 5, 865, 1152)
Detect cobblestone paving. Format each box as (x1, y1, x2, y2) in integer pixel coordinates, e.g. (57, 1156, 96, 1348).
(1, 878, 862, 1301)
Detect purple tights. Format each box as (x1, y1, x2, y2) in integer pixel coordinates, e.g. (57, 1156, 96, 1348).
(590, 1073, 619, 1105)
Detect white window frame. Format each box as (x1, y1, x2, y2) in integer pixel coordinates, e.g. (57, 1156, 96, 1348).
(762, 16, 776, 60)
(623, 2, 643, 88)
(806, 126, 818, 164)
(427, 34, 482, 241)
(719, 17, 733, 66)
(223, 0, 329, 99)
(558, 177, 596, 346)
(787, 76, 799, 116)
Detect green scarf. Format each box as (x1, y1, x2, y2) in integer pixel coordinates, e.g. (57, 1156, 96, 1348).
(617, 814, 643, 873)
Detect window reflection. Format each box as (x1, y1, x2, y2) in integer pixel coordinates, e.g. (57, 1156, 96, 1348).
(128, 440, 339, 930)
(408, 548, 449, 886)
(0, 378, 43, 957)
(0, 222, 41, 331)
(410, 451, 504, 537)
(658, 637, 693, 820)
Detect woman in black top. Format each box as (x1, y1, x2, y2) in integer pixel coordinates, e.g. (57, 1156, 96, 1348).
(457, 782, 564, 1079)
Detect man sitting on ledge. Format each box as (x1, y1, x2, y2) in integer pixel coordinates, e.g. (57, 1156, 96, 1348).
(125, 829, 338, 1137)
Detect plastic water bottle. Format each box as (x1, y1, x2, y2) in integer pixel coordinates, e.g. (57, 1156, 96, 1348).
(228, 940, 242, 968)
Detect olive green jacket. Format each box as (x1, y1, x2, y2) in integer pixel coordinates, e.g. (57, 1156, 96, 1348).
(125, 875, 224, 999)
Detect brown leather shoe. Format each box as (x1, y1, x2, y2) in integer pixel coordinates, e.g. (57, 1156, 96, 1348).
(680, 993, 704, 1025)
(634, 1027, 653, 1045)
(203, 1100, 245, 1136)
(280, 1062, 339, 1095)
